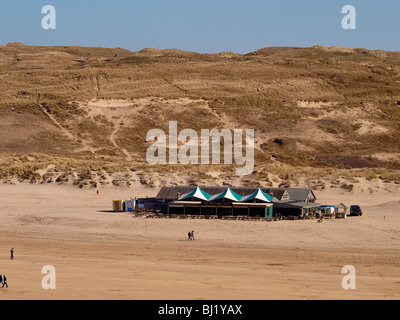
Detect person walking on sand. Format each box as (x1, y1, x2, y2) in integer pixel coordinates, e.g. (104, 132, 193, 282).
(10, 248, 14, 260)
(191, 230, 195, 241)
(0, 275, 3, 286)
(188, 231, 191, 240)
(2, 276, 7, 288)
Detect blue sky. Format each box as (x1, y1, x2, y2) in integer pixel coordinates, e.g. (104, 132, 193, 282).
(0, 0, 399, 53)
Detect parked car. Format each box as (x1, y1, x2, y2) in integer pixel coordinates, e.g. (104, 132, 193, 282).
(350, 205, 363, 216)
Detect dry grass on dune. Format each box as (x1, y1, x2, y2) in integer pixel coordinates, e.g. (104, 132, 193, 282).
(0, 43, 400, 187)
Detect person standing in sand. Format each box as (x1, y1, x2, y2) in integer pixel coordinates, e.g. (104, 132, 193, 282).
(2, 276, 7, 288)
(188, 231, 191, 240)
(191, 231, 195, 241)
(10, 248, 14, 260)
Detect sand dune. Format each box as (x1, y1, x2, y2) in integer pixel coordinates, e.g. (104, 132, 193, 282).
(1, 44, 399, 301)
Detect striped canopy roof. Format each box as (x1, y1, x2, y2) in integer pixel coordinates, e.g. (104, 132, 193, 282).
(208, 187, 242, 202)
(178, 187, 212, 201)
(240, 189, 272, 203)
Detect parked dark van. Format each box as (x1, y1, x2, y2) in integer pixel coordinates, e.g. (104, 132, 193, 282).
(350, 205, 363, 216)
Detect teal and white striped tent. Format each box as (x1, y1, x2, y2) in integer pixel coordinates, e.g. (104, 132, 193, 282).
(240, 189, 272, 203)
(208, 187, 242, 202)
(169, 187, 274, 218)
(178, 187, 212, 201)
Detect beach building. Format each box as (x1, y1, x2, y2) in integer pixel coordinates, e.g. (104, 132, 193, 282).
(112, 200, 125, 212)
(137, 197, 160, 210)
(263, 188, 290, 201)
(273, 201, 321, 219)
(155, 186, 316, 203)
(124, 200, 137, 212)
(335, 203, 348, 219)
(286, 188, 317, 202)
(236, 188, 274, 218)
(110, 185, 327, 220)
(155, 186, 246, 213)
(123, 185, 322, 219)
(265, 187, 320, 218)
(262, 188, 317, 202)
(319, 205, 336, 218)
(167, 187, 274, 218)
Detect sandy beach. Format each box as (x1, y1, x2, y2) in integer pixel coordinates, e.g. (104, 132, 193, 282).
(1, 2, 400, 304)
(0, 182, 399, 300)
